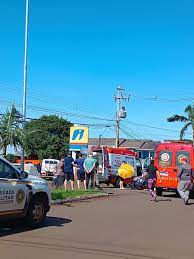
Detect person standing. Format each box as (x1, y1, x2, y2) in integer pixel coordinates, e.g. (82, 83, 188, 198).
(64, 153, 74, 190)
(74, 154, 86, 190)
(84, 154, 98, 189)
(146, 160, 161, 201)
(36, 163, 41, 173)
(54, 158, 64, 188)
(177, 157, 193, 205)
(118, 161, 127, 190)
(118, 161, 135, 190)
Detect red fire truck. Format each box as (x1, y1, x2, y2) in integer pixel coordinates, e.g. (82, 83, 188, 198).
(91, 146, 143, 187)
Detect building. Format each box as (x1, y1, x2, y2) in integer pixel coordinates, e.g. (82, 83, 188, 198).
(88, 138, 160, 159)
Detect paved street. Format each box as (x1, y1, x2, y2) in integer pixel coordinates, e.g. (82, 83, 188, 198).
(1, 188, 194, 259)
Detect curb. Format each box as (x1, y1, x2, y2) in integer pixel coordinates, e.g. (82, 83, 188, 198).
(52, 193, 109, 205)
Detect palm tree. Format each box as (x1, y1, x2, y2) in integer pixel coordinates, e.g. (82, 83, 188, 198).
(0, 105, 24, 156)
(167, 104, 194, 143)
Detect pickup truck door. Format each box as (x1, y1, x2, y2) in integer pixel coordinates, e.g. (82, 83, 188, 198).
(0, 159, 27, 215)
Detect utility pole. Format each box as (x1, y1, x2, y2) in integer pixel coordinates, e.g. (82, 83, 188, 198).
(21, 0, 29, 171)
(114, 86, 130, 148)
(99, 134, 103, 146)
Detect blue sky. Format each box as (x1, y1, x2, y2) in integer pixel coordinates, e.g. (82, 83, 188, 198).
(0, 0, 194, 141)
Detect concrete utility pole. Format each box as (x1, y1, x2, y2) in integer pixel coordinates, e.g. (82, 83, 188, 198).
(114, 86, 130, 148)
(99, 134, 103, 146)
(21, 0, 29, 171)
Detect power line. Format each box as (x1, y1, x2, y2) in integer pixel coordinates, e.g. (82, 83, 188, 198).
(0, 83, 193, 111)
(131, 94, 194, 103)
(120, 121, 183, 139)
(120, 127, 142, 140)
(0, 86, 193, 137)
(1, 82, 194, 103)
(0, 112, 114, 128)
(1, 97, 192, 137)
(0, 84, 115, 120)
(120, 121, 146, 139)
(125, 120, 192, 135)
(0, 98, 115, 122)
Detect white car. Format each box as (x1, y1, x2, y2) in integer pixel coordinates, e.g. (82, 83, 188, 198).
(0, 157, 51, 228)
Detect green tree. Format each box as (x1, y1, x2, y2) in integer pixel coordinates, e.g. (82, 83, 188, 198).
(24, 115, 72, 159)
(167, 104, 194, 143)
(0, 105, 23, 156)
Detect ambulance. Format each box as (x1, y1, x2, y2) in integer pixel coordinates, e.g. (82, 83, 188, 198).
(155, 141, 194, 196)
(0, 156, 51, 227)
(92, 146, 143, 187)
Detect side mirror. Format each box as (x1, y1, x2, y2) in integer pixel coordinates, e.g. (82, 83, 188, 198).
(19, 171, 28, 179)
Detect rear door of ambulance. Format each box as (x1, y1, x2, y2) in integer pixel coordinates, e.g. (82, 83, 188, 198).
(155, 148, 177, 189)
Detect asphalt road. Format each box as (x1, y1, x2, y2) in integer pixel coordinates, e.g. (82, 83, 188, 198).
(1, 188, 194, 259)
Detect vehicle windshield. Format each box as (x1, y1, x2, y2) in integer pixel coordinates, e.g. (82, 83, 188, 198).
(176, 151, 190, 166)
(45, 160, 57, 164)
(158, 151, 172, 167)
(50, 161, 58, 164)
(12, 164, 21, 170)
(143, 157, 152, 168)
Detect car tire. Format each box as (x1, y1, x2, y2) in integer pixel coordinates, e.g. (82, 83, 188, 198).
(156, 188, 163, 196)
(26, 196, 46, 228)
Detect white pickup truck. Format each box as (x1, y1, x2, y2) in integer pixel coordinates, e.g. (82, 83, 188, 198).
(0, 157, 51, 228)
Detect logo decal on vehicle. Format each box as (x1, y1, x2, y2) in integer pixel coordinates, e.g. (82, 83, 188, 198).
(16, 189, 25, 204)
(161, 153, 170, 162)
(178, 154, 187, 163)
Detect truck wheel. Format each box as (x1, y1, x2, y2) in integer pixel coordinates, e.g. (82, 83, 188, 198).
(156, 188, 163, 196)
(26, 196, 46, 228)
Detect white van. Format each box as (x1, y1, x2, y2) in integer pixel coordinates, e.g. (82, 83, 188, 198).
(41, 159, 59, 179)
(0, 157, 51, 228)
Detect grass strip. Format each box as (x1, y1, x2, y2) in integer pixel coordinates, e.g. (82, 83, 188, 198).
(51, 188, 104, 200)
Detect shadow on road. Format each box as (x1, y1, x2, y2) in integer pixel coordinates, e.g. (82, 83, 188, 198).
(44, 216, 72, 227)
(0, 216, 72, 238)
(162, 192, 194, 199)
(157, 198, 172, 202)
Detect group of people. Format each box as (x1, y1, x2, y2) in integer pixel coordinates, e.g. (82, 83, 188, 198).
(145, 157, 194, 204)
(118, 157, 194, 205)
(54, 153, 99, 190)
(54, 152, 194, 205)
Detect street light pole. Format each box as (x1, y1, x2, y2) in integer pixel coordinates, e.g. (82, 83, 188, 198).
(21, 0, 29, 171)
